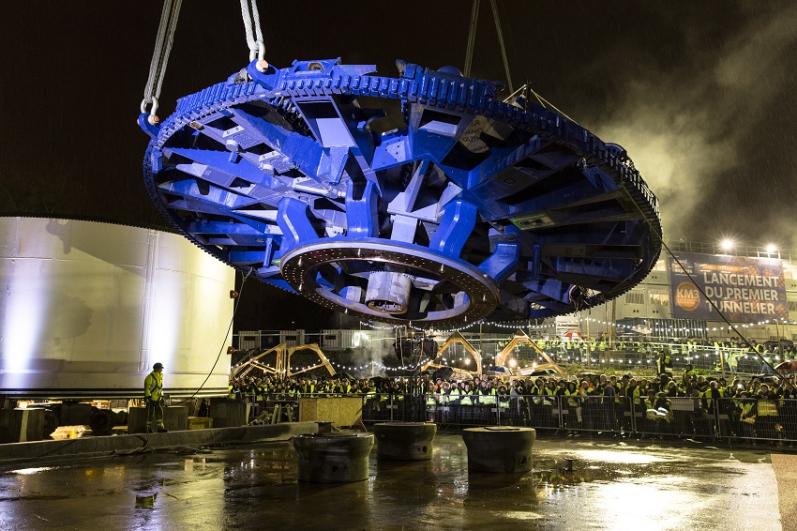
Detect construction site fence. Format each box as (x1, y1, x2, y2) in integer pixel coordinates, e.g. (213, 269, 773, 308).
(360, 393, 797, 443)
(238, 393, 797, 443)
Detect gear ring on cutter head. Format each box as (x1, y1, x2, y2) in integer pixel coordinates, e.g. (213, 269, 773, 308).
(140, 58, 662, 326)
(280, 240, 499, 326)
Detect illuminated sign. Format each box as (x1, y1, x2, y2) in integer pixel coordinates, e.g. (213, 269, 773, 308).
(668, 252, 787, 323)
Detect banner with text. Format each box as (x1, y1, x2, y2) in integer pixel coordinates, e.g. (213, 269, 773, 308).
(669, 252, 787, 323)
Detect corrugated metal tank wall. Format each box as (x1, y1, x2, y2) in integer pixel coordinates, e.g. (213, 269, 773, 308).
(0, 218, 235, 396)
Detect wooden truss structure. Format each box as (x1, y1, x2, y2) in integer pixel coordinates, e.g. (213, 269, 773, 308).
(233, 342, 336, 379)
(494, 330, 564, 376)
(421, 331, 483, 376)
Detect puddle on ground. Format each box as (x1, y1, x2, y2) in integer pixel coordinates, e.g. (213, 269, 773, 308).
(9, 467, 56, 476)
(0, 435, 782, 530)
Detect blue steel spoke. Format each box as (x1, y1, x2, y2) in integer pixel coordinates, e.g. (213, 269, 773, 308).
(140, 59, 662, 325)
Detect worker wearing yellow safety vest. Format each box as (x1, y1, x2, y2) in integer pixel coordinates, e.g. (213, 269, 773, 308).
(448, 384, 461, 404)
(702, 381, 723, 412)
(738, 393, 756, 433)
(566, 381, 585, 427)
(479, 383, 498, 406)
(460, 383, 474, 406)
(144, 362, 167, 433)
(564, 382, 578, 407)
(631, 381, 644, 411)
(497, 385, 510, 411)
(257, 380, 267, 402)
(543, 380, 557, 406)
(755, 385, 779, 437)
(643, 392, 661, 422)
(426, 385, 437, 409)
(739, 393, 755, 424)
(656, 351, 672, 376)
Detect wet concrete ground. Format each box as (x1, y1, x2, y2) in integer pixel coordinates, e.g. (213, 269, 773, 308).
(0, 433, 783, 530)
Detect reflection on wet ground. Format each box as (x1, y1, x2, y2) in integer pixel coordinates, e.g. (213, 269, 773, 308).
(0, 433, 782, 530)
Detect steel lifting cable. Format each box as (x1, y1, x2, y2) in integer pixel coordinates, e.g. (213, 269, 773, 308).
(250, 0, 265, 63)
(489, 0, 513, 93)
(463, 2, 781, 379)
(660, 240, 787, 380)
(511, 83, 583, 127)
(626, 202, 788, 381)
(141, 0, 183, 123)
(463, 0, 513, 92)
(240, 0, 268, 71)
(487, 11, 580, 129)
(463, 0, 480, 77)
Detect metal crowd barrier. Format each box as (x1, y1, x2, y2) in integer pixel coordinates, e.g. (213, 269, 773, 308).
(235, 392, 797, 443)
(359, 393, 797, 444)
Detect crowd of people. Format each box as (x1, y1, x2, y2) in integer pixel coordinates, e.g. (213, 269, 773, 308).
(228, 364, 797, 442)
(537, 335, 796, 358)
(536, 336, 796, 375)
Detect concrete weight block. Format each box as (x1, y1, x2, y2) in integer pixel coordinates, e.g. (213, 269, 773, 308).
(292, 433, 374, 483)
(374, 422, 436, 461)
(462, 426, 535, 474)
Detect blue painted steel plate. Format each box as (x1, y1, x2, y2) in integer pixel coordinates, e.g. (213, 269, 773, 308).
(141, 59, 661, 326)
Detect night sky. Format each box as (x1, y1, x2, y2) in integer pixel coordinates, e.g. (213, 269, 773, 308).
(2, 1, 796, 329)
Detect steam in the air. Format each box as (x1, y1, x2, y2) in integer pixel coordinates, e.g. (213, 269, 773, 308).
(590, 3, 797, 247)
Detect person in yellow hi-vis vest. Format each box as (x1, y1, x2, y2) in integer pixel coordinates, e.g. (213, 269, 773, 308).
(144, 362, 167, 433)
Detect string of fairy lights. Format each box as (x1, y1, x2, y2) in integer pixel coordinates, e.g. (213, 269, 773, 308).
(234, 348, 788, 376)
(359, 316, 797, 337)
(328, 358, 430, 372)
(231, 315, 795, 376)
(231, 357, 435, 374)
(233, 341, 789, 376)
(359, 319, 556, 333)
(578, 316, 797, 334)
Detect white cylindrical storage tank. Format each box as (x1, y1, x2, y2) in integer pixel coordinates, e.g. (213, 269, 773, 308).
(0, 217, 235, 397)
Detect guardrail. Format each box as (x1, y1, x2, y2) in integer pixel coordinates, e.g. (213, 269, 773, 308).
(233, 392, 797, 443)
(360, 393, 797, 443)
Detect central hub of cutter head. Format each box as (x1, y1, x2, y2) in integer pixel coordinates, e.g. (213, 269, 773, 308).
(280, 240, 499, 326)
